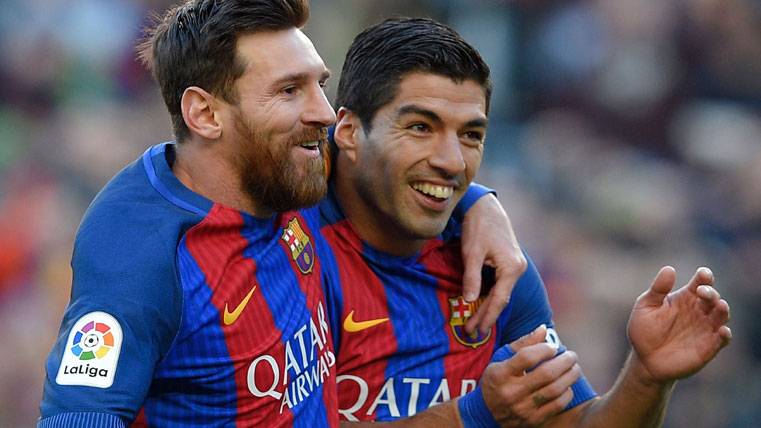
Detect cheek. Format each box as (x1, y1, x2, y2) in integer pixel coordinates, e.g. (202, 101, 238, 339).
(463, 149, 483, 181)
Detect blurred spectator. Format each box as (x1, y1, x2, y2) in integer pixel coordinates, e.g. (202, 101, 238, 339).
(1, 0, 758, 426)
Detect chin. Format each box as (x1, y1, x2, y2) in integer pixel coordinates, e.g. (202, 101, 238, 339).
(409, 221, 449, 240)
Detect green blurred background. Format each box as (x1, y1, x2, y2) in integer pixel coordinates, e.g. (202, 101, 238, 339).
(1, 0, 760, 426)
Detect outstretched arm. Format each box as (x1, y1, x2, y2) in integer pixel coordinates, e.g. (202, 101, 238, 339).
(544, 266, 732, 428)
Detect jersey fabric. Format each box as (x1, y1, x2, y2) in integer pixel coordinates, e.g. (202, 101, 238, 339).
(39, 143, 339, 428)
(318, 189, 597, 422)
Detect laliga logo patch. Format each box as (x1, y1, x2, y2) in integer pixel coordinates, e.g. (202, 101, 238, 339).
(56, 311, 122, 388)
(449, 296, 491, 348)
(281, 217, 314, 274)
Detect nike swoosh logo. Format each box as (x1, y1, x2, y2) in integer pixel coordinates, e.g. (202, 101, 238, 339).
(343, 310, 389, 333)
(223, 284, 257, 326)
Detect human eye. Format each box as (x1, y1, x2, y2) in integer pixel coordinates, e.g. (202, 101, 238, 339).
(281, 84, 299, 96)
(408, 123, 431, 133)
(462, 130, 485, 144)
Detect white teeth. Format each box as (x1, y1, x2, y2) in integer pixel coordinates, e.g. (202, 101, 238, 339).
(300, 141, 319, 148)
(412, 182, 453, 199)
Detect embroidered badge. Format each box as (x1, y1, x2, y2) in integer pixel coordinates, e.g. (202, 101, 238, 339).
(449, 296, 491, 348)
(56, 311, 123, 388)
(281, 217, 314, 274)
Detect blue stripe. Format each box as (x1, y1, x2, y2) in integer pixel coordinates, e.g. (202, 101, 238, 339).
(38, 412, 127, 428)
(365, 246, 449, 419)
(144, 241, 238, 426)
(242, 210, 329, 427)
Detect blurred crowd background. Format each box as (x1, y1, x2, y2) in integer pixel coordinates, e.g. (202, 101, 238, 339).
(1, 0, 759, 426)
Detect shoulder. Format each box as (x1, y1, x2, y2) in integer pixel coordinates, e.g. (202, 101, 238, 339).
(68, 154, 208, 332)
(75, 157, 202, 277)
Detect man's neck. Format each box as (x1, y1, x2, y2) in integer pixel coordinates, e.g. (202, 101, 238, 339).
(172, 140, 274, 218)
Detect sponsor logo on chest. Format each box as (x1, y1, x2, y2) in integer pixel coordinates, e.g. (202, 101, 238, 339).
(337, 375, 478, 420)
(247, 301, 335, 414)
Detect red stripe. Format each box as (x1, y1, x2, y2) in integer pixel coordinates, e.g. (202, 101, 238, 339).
(277, 211, 338, 427)
(130, 407, 147, 427)
(322, 220, 396, 421)
(421, 240, 495, 402)
(185, 204, 293, 427)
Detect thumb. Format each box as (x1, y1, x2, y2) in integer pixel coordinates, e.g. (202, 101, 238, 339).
(638, 266, 676, 307)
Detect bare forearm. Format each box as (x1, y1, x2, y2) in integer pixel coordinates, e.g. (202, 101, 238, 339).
(546, 352, 675, 428)
(341, 400, 462, 428)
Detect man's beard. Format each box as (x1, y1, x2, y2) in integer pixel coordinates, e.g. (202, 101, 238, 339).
(234, 117, 328, 213)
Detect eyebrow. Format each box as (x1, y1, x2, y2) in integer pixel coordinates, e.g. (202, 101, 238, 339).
(396, 104, 488, 128)
(271, 69, 332, 87)
(397, 105, 441, 124)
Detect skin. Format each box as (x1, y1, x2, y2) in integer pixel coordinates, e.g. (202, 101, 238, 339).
(536, 266, 732, 428)
(172, 28, 524, 334)
(333, 71, 731, 427)
(173, 28, 335, 217)
(366, 266, 730, 428)
(334, 72, 488, 256)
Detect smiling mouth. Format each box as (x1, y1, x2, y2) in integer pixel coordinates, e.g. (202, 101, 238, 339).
(412, 182, 454, 200)
(299, 140, 322, 150)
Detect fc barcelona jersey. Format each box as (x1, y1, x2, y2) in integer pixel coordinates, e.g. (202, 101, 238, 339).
(39, 143, 339, 428)
(318, 189, 597, 422)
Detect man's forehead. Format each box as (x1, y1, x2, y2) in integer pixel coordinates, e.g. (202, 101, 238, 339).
(236, 28, 328, 76)
(388, 75, 488, 122)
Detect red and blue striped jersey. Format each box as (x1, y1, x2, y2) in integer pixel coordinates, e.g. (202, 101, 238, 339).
(39, 143, 339, 428)
(318, 190, 597, 422)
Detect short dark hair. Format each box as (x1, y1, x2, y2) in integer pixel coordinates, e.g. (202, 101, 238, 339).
(137, 0, 309, 142)
(335, 17, 492, 131)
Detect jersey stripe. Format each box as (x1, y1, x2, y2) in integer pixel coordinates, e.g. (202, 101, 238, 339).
(322, 220, 396, 421)
(420, 240, 495, 403)
(184, 205, 294, 427)
(365, 243, 449, 419)
(289, 210, 339, 428)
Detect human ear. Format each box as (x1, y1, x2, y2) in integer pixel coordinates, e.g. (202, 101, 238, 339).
(333, 107, 362, 163)
(180, 86, 223, 140)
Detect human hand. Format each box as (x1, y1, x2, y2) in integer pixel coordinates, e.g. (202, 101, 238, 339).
(461, 194, 527, 336)
(480, 325, 579, 427)
(627, 266, 732, 384)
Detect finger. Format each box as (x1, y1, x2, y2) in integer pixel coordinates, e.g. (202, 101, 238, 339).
(696, 285, 720, 303)
(463, 292, 489, 335)
(510, 324, 549, 352)
(499, 343, 558, 376)
(709, 298, 730, 327)
(512, 362, 579, 423)
(532, 387, 575, 424)
(522, 351, 578, 392)
(687, 266, 714, 292)
(529, 363, 581, 406)
(468, 271, 516, 335)
(492, 325, 548, 363)
(638, 266, 676, 307)
(461, 246, 486, 303)
(719, 325, 732, 346)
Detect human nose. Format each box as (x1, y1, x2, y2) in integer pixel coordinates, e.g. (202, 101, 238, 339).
(429, 132, 466, 176)
(303, 85, 336, 127)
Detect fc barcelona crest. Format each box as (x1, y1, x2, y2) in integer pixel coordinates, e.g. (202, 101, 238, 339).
(281, 218, 314, 274)
(449, 296, 491, 348)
